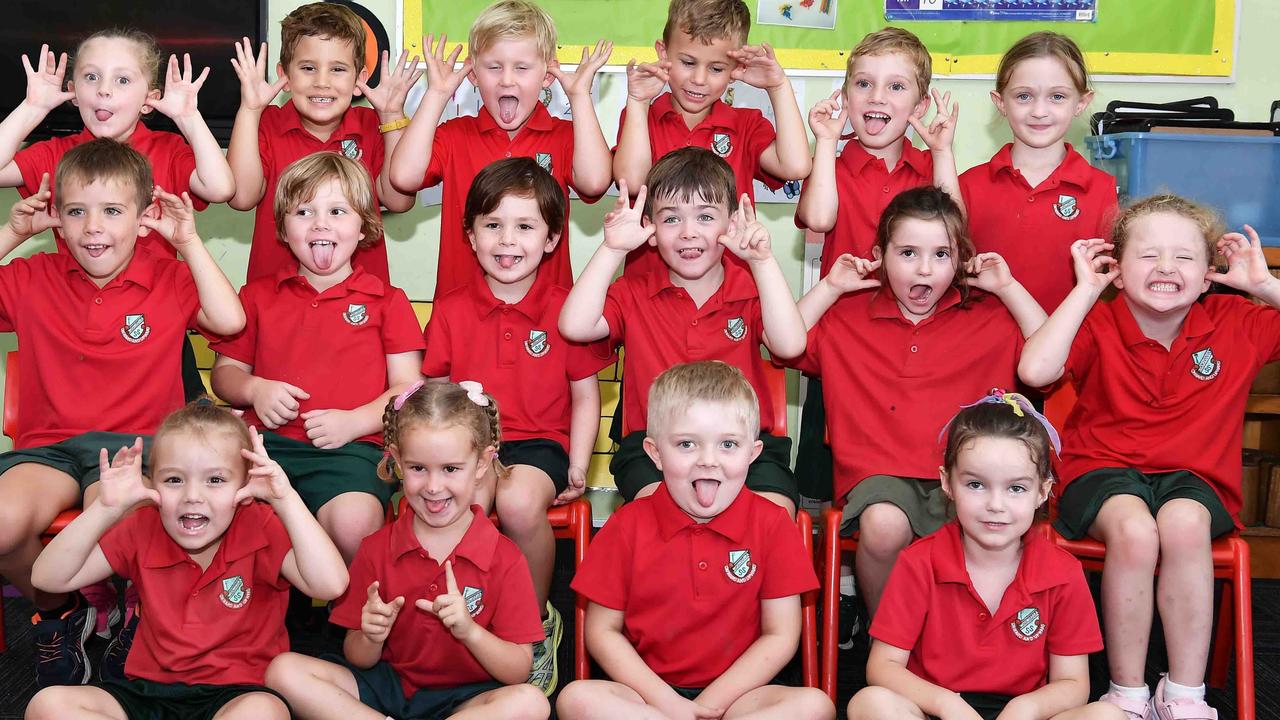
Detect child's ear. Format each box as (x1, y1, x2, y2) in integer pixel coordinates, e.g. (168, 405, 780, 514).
(277, 63, 291, 93)
(475, 445, 496, 480)
(1037, 477, 1053, 508)
(137, 200, 161, 237)
(989, 90, 1006, 116)
(655, 40, 668, 61)
(1074, 90, 1095, 117)
(642, 436, 662, 471)
(871, 245, 883, 262)
(911, 90, 930, 120)
(543, 231, 562, 254)
(354, 67, 370, 96)
(67, 81, 78, 106)
(467, 228, 478, 253)
(749, 438, 763, 464)
(938, 465, 955, 499)
(141, 87, 161, 115)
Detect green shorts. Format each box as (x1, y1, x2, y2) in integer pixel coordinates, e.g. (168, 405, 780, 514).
(99, 677, 288, 720)
(0, 432, 154, 493)
(326, 656, 501, 719)
(927, 692, 1011, 720)
(840, 475, 951, 538)
(609, 430, 798, 505)
(1054, 468, 1235, 541)
(260, 431, 394, 515)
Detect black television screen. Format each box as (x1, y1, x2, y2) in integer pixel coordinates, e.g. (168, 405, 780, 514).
(0, 1, 266, 146)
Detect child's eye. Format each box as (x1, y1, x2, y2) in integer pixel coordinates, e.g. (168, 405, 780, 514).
(84, 72, 98, 82)
(1051, 93, 1067, 102)
(407, 464, 426, 473)
(518, 223, 534, 231)
(66, 208, 84, 217)
(295, 208, 313, 217)
(966, 480, 984, 490)
(709, 65, 724, 74)
(444, 465, 461, 473)
(662, 215, 679, 224)
(855, 79, 871, 89)
(682, 59, 695, 67)
(890, 82, 906, 92)
(162, 475, 182, 485)
(1009, 484, 1028, 494)
(208, 475, 226, 485)
(300, 65, 315, 72)
(697, 214, 714, 223)
(719, 439, 738, 450)
(104, 207, 122, 216)
(484, 221, 500, 230)
(115, 77, 130, 85)
(677, 440, 695, 450)
(329, 208, 347, 216)
(935, 249, 951, 258)
(1177, 255, 1194, 261)
(900, 248, 915, 257)
(1016, 92, 1032, 102)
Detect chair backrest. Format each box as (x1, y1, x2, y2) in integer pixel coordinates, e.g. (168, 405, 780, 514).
(763, 362, 788, 436)
(3, 350, 17, 441)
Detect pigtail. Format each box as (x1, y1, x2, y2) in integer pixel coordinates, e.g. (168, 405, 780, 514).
(376, 396, 400, 482)
(482, 394, 510, 481)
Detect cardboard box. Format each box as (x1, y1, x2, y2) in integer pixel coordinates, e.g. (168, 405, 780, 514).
(1266, 465, 1280, 527)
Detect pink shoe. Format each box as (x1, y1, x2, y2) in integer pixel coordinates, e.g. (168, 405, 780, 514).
(1100, 691, 1155, 720)
(1150, 675, 1218, 720)
(123, 582, 140, 625)
(79, 580, 120, 639)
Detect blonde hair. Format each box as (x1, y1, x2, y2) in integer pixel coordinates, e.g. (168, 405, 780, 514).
(273, 152, 382, 248)
(55, 138, 153, 212)
(663, 0, 752, 46)
(844, 27, 931, 98)
(1112, 194, 1223, 266)
(469, 0, 557, 63)
(378, 383, 507, 482)
(74, 28, 163, 91)
(647, 361, 759, 439)
(154, 398, 254, 470)
(996, 31, 1089, 96)
(279, 2, 366, 70)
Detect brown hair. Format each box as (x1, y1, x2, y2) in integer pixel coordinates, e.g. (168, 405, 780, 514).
(273, 152, 381, 248)
(942, 391, 1055, 489)
(154, 398, 254, 470)
(280, 2, 366, 70)
(995, 31, 1089, 95)
(1111, 194, 1223, 266)
(662, 0, 751, 47)
(647, 361, 759, 439)
(875, 186, 975, 303)
(470, 0, 557, 63)
(73, 28, 164, 91)
(844, 27, 931, 99)
(378, 382, 507, 482)
(643, 147, 738, 219)
(55, 138, 153, 212)
(463, 157, 565, 239)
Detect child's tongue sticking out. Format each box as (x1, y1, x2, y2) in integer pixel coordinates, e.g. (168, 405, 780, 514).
(908, 284, 932, 302)
(498, 96, 520, 124)
(693, 478, 720, 508)
(310, 241, 335, 270)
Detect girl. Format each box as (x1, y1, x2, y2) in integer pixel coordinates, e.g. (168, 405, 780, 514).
(266, 381, 551, 720)
(960, 31, 1117, 313)
(847, 390, 1120, 720)
(790, 186, 1045, 620)
(25, 399, 347, 720)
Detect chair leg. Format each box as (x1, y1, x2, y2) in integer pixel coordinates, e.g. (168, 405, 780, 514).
(1231, 539, 1255, 720)
(572, 500, 590, 682)
(821, 509, 841, 702)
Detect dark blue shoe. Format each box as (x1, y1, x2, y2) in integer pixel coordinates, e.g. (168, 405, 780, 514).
(837, 591, 864, 651)
(32, 602, 95, 687)
(100, 609, 139, 683)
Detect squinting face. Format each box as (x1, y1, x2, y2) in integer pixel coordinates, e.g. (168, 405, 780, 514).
(58, 178, 148, 288)
(650, 194, 730, 282)
(280, 35, 366, 134)
(69, 37, 158, 142)
(392, 424, 492, 532)
(644, 401, 762, 522)
(152, 430, 249, 561)
(468, 38, 553, 135)
(942, 436, 1049, 555)
(658, 30, 737, 119)
(875, 217, 958, 324)
(844, 52, 928, 153)
(283, 178, 364, 284)
(1114, 212, 1212, 317)
(992, 56, 1091, 151)
(468, 193, 559, 286)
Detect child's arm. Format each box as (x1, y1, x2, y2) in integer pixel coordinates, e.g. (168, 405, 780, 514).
(0, 174, 59, 260)
(998, 653, 1090, 720)
(356, 50, 425, 213)
(226, 40, 287, 211)
(796, 253, 881, 329)
(298, 351, 423, 449)
(139, 188, 245, 336)
(728, 44, 811, 181)
(1208, 224, 1280, 307)
(696, 595, 801, 712)
(211, 355, 310, 430)
(551, 41, 615, 197)
(719, 197, 806, 360)
(611, 60, 669, 197)
(964, 252, 1046, 338)
(559, 181, 654, 342)
(416, 561, 534, 684)
(239, 427, 348, 599)
(146, 54, 235, 203)
(908, 89, 963, 214)
(387, 35, 472, 195)
(866, 639, 984, 720)
(0, 46, 74, 187)
(794, 91, 844, 233)
(556, 375, 599, 505)
(342, 581, 406, 668)
(1018, 238, 1116, 387)
(31, 440, 157, 593)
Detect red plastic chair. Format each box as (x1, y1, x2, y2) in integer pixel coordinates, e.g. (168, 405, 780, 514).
(818, 506, 854, 701)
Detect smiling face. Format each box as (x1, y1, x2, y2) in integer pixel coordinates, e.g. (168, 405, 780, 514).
(468, 192, 559, 290)
(875, 217, 958, 324)
(283, 177, 364, 286)
(469, 37, 553, 136)
(657, 29, 738, 122)
(644, 400, 762, 522)
(844, 52, 928, 154)
(942, 436, 1050, 555)
(992, 56, 1091, 151)
(68, 37, 159, 142)
(1114, 211, 1213, 318)
(57, 177, 148, 288)
(392, 423, 492, 533)
(650, 191, 730, 283)
(153, 429, 249, 562)
(280, 35, 366, 135)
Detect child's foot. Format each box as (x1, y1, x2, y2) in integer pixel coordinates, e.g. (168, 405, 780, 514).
(80, 579, 120, 638)
(1100, 690, 1154, 719)
(100, 600, 140, 683)
(528, 602, 562, 696)
(837, 590, 864, 650)
(31, 596, 95, 688)
(1150, 675, 1218, 720)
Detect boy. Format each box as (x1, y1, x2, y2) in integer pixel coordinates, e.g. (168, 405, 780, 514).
(0, 139, 244, 688)
(228, 2, 421, 283)
(555, 361, 833, 720)
(614, 0, 811, 277)
(388, 0, 613, 297)
(559, 147, 805, 514)
(422, 157, 613, 693)
(212, 152, 425, 564)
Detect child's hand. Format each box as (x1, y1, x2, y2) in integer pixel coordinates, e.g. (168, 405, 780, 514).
(808, 90, 847, 141)
(553, 466, 587, 505)
(963, 252, 1015, 293)
(823, 253, 881, 294)
(96, 438, 159, 511)
(235, 426, 293, 505)
(7, 173, 60, 240)
(361, 581, 405, 644)
(229, 38, 286, 113)
(992, 696, 1037, 720)
(21, 45, 73, 112)
(251, 379, 311, 429)
(625, 59, 669, 103)
(727, 43, 786, 91)
(138, 186, 201, 251)
(146, 54, 210, 121)
(300, 408, 361, 449)
(717, 196, 773, 265)
(550, 40, 613, 100)
(655, 693, 724, 720)
(416, 561, 477, 642)
(1069, 238, 1118, 292)
(602, 180, 656, 252)
(907, 89, 959, 154)
(420, 34, 472, 101)
(1208, 224, 1276, 296)
(359, 49, 424, 118)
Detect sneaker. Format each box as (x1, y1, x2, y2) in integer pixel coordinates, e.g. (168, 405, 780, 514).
(80, 580, 120, 639)
(1099, 690, 1155, 720)
(1150, 675, 1218, 720)
(32, 600, 96, 687)
(100, 607, 139, 683)
(528, 602, 562, 696)
(837, 591, 864, 651)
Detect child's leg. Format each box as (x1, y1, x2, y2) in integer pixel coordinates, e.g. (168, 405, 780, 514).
(1050, 701, 1128, 719)
(755, 492, 796, 517)
(1154, 498, 1214, 686)
(844, 686, 926, 720)
(0, 463, 80, 605)
(722, 685, 835, 719)
(854, 503, 915, 616)
(1089, 495, 1159, 687)
(265, 651, 386, 720)
(211, 691, 291, 720)
(452, 682, 549, 719)
(316, 492, 386, 564)
(494, 465, 557, 611)
(555, 680, 664, 720)
(24, 685, 127, 720)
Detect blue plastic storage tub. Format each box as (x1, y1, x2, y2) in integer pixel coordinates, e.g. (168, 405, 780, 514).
(1085, 132, 1280, 245)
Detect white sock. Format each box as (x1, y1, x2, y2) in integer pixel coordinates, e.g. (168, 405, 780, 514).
(839, 570, 856, 596)
(1108, 682, 1150, 701)
(1162, 678, 1206, 702)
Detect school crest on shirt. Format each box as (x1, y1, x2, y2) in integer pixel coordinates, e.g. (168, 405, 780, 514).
(535, 152, 553, 173)
(711, 132, 732, 158)
(1053, 194, 1080, 221)
(219, 575, 251, 609)
(340, 139, 362, 161)
(723, 549, 757, 584)
(1010, 606, 1046, 642)
(120, 314, 151, 344)
(525, 329, 550, 358)
(343, 303, 369, 326)
(1191, 347, 1221, 381)
(724, 316, 747, 342)
(463, 586, 485, 617)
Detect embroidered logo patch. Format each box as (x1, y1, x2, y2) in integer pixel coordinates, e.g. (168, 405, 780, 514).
(724, 549, 757, 583)
(340, 139, 362, 161)
(1053, 194, 1080, 220)
(463, 586, 485, 617)
(120, 313, 150, 344)
(343, 303, 368, 326)
(724, 316, 746, 342)
(525, 329, 550, 357)
(1191, 347, 1221, 381)
(1010, 606, 1046, 642)
(219, 575, 251, 609)
(711, 132, 732, 158)
(535, 152, 552, 173)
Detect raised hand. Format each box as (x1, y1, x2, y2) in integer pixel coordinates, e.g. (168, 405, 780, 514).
(7, 173, 60, 240)
(138, 186, 201, 251)
(824, 253, 881, 294)
(727, 43, 786, 90)
(625, 59, 669, 103)
(1069, 238, 1118, 291)
(553, 465, 587, 505)
(96, 438, 159, 510)
(808, 90, 847, 141)
(21, 45, 73, 112)
(602, 180, 656, 252)
(964, 252, 1015, 293)
(1208, 224, 1275, 296)
(300, 408, 362, 449)
(251, 379, 311, 429)
(147, 54, 210, 121)
(420, 34, 472, 100)
(235, 426, 292, 505)
(358, 49, 424, 117)
(229, 38, 286, 113)
(717, 196, 773, 264)
(361, 581, 405, 644)
(907, 89, 959, 153)
(551, 40, 612, 100)
(416, 561, 477, 641)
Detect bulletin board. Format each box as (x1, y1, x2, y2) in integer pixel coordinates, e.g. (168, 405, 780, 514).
(401, 0, 1236, 77)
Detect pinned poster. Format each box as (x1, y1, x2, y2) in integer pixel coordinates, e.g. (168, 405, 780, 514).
(884, 0, 1097, 23)
(757, 0, 837, 29)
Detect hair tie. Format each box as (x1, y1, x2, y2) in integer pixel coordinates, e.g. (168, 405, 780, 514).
(938, 388, 1062, 455)
(458, 380, 490, 407)
(393, 380, 425, 411)
(194, 396, 215, 408)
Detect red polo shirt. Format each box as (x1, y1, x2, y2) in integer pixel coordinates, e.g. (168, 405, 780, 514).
(602, 261, 776, 435)
(14, 121, 206, 259)
(960, 144, 1117, 312)
(617, 94, 781, 278)
(420, 104, 588, 298)
(0, 247, 199, 448)
(797, 141, 933, 275)
(250, 103, 388, 283)
(99, 501, 293, 686)
(330, 505, 544, 694)
(872, 521, 1102, 696)
(210, 267, 424, 445)
(786, 289, 1023, 502)
(1058, 294, 1280, 518)
(422, 271, 613, 451)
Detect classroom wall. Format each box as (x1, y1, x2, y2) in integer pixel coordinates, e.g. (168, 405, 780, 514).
(0, 0, 1277, 452)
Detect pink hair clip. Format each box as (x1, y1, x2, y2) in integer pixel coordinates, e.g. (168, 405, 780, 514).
(393, 380, 425, 411)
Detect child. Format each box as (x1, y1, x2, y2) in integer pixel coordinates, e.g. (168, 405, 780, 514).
(0, 29, 234, 258)
(559, 147, 807, 514)
(0, 139, 243, 688)
(24, 401, 349, 719)
(556, 362, 833, 720)
(613, 0, 811, 277)
(228, 2, 421, 283)
(1018, 196, 1280, 719)
(422, 157, 613, 693)
(211, 152, 425, 563)
(388, 0, 613, 297)
(960, 32, 1117, 312)
(848, 390, 1119, 720)
(266, 381, 550, 720)
(789, 187, 1045, 620)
